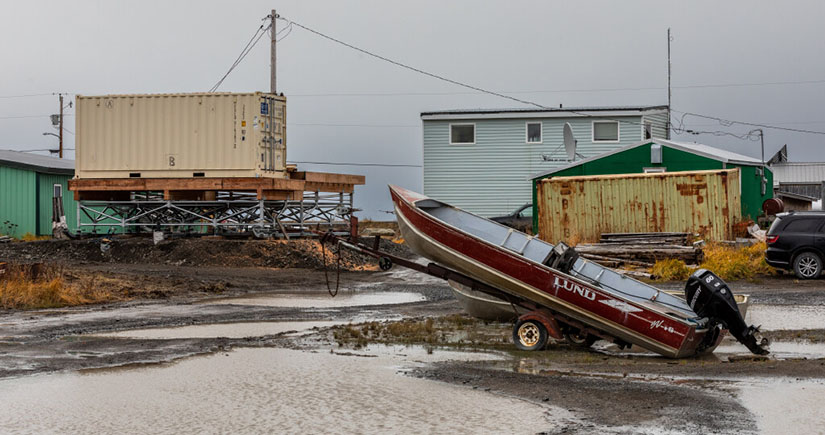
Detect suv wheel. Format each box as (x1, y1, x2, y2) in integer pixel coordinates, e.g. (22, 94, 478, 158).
(793, 252, 822, 279)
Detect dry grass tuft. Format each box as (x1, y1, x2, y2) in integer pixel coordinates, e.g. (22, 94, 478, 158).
(699, 242, 776, 281)
(20, 233, 50, 242)
(0, 264, 116, 309)
(651, 259, 692, 281)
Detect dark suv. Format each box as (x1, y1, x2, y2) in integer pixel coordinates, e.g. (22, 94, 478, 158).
(765, 211, 825, 279)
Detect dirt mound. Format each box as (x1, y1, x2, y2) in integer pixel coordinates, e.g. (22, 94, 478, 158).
(0, 237, 412, 271)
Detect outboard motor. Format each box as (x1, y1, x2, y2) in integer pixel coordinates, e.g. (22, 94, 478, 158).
(685, 269, 769, 355)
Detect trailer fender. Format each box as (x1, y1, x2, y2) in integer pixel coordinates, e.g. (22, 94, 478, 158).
(518, 311, 563, 340)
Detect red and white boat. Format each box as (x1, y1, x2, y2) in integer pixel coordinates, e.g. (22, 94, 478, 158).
(388, 185, 767, 358)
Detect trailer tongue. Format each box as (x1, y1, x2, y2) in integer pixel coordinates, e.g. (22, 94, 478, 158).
(325, 185, 769, 358)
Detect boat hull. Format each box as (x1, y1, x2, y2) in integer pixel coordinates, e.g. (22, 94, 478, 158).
(390, 186, 707, 358)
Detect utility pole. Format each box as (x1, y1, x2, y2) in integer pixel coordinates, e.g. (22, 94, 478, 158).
(276, 9, 278, 94)
(667, 28, 672, 139)
(58, 93, 64, 159)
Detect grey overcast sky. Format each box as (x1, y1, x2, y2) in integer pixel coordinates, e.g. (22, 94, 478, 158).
(1, 1, 824, 217)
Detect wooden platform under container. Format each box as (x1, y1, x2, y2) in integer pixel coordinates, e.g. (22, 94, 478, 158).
(68, 171, 366, 201)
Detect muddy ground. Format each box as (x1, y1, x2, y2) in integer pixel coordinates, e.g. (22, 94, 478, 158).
(1, 237, 824, 434)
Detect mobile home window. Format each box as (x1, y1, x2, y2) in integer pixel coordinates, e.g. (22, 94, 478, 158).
(592, 121, 619, 142)
(450, 124, 475, 144)
(526, 122, 542, 143)
(644, 121, 653, 139)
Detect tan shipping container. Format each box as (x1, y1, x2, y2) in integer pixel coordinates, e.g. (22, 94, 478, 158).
(75, 92, 287, 179)
(537, 169, 741, 244)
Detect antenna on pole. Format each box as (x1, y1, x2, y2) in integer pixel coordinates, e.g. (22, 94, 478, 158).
(270, 9, 278, 94)
(667, 28, 672, 139)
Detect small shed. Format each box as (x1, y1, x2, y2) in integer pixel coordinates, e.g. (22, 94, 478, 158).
(528, 139, 773, 230)
(770, 162, 825, 203)
(0, 150, 76, 237)
(774, 191, 816, 212)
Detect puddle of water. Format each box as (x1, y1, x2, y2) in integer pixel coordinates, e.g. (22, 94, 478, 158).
(715, 340, 825, 360)
(738, 379, 825, 435)
(0, 347, 562, 434)
(90, 321, 343, 340)
(747, 305, 825, 331)
(202, 291, 426, 308)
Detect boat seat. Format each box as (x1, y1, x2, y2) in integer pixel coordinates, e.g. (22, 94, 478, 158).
(543, 242, 579, 274)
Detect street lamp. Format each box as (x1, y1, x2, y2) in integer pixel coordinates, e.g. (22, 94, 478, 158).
(42, 132, 60, 154)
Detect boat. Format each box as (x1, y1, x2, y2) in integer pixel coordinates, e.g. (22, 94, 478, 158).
(389, 185, 768, 358)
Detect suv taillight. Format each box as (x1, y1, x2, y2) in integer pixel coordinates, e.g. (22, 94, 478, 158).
(766, 235, 779, 244)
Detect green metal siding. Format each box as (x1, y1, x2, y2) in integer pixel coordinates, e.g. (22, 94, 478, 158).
(732, 164, 773, 221)
(423, 116, 653, 217)
(530, 142, 771, 230)
(36, 173, 78, 236)
(0, 166, 37, 237)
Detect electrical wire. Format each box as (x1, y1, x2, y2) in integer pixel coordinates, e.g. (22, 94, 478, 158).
(0, 93, 56, 99)
(209, 22, 271, 92)
(673, 110, 825, 136)
(288, 122, 418, 128)
(287, 78, 825, 98)
(287, 160, 422, 168)
(276, 16, 555, 111)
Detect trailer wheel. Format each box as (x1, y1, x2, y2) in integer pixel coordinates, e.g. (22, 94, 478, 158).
(513, 319, 548, 351)
(564, 330, 598, 348)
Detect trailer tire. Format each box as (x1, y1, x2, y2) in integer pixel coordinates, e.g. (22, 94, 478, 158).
(513, 319, 548, 351)
(564, 330, 598, 348)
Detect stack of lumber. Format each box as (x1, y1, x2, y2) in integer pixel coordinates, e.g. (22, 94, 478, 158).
(0, 235, 11, 243)
(576, 232, 702, 266)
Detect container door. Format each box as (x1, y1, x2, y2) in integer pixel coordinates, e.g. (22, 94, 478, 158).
(259, 96, 273, 172)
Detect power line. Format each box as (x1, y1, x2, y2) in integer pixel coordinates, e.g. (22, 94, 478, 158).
(673, 110, 825, 136)
(0, 93, 56, 99)
(288, 122, 418, 128)
(276, 16, 553, 111)
(287, 78, 825, 98)
(0, 113, 74, 121)
(288, 160, 422, 168)
(209, 21, 272, 92)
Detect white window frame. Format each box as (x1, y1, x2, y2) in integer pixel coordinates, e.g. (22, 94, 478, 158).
(449, 123, 476, 145)
(525, 122, 542, 144)
(591, 120, 620, 143)
(643, 167, 666, 174)
(643, 121, 653, 140)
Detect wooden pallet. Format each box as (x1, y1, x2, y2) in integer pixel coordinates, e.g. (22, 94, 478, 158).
(68, 171, 366, 201)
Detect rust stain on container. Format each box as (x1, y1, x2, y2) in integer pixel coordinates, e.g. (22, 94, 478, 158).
(537, 169, 741, 244)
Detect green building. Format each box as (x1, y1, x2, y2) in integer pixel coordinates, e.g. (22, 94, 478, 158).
(0, 150, 76, 237)
(529, 139, 773, 229)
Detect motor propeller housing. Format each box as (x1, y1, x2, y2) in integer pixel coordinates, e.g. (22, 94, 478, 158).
(685, 269, 769, 355)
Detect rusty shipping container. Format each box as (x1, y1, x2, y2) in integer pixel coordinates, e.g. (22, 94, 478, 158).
(75, 92, 287, 179)
(537, 169, 742, 243)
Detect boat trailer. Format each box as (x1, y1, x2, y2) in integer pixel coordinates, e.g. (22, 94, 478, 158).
(320, 232, 768, 356)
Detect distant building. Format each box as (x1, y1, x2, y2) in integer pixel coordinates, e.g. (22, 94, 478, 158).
(528, 139, 773, 228)
(770, 162, 825, 203)
(774, 191, 816, 212)
(0, 150, 76, 237)
(421, 105, 669, 217)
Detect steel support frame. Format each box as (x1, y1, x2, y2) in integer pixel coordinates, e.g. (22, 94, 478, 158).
(76, 191, 354, 237)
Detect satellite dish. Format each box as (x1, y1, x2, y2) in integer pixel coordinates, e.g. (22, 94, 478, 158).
(563, 122, 577, 161)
